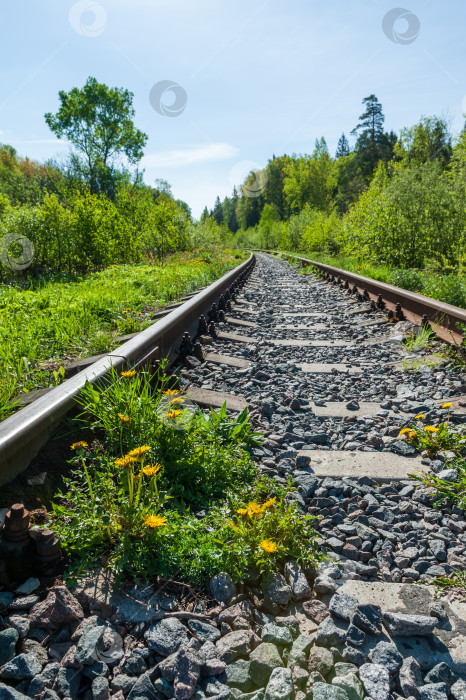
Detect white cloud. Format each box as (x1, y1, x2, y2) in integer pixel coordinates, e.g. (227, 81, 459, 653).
(142, 142, 239, 169)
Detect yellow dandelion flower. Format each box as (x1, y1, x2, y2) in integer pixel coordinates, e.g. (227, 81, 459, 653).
(237, 508, 248, 515)
(115, 455, 138, 468)
(399, 428, 412, 435)
(247, 502, 262, 516)
(167, 410, 181, 419)
(408, 431, 417, 440)
(164, 389, 180, 396)
(170, 397, 185, 403)
(415, 414, 425, 420)
(262, 497, 277, 509)
(260, 539, 278, 553)
(442, 403, 452, 409)
(71, 441, 88, 450)
(127, 446, 151, 458)
(141, 464, 162, 477)
(144, 515, 167, 529)
(121, 370, 136, 378)
(118, 413, 130, 423)
(425, 426, 438, 433)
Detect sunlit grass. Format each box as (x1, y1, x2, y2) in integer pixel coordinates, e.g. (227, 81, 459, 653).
(0, 250, 246, 419)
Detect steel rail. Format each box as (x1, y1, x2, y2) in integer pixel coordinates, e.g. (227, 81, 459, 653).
(0, 254, 255, 485)
(261, 250, 466, 345)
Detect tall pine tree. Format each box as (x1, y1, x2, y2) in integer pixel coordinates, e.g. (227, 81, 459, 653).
(212, 196, 223, 225)
(335, 133, 350, 158)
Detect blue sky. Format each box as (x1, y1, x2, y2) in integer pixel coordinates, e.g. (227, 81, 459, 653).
(0, 0, 465, 217)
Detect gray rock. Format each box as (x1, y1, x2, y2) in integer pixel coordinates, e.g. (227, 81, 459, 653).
(249, 644, 283, 686)
(209, 573, 237, 606)
(216, 630, 252, 663)
(0, 629, 19, 667)
(187, 620, 220, 644)
(368, 641, 402, 675)
(111, 674, 136, 694)
(0, 653, 42, 680)
(203, 658, 226, 678)
(313, 577, 338, 595)
(9, 596, 40, 612)
(153, 677, 174, 698)
(81, 661, 108, 680)
(308, 646, 334, 677)
(350, 604, 383, 635)
(284, 561, 311, 601)
(74, 624, 106, 665)
(15, 579, 40, 595)
(383, 612, 438, 637)
(315, 619, 346, 648)
(261, 624, 293, 647)
(359, 663, 390, 700)
(225, 660, 253, 692)
(174, 647, 202, 700)
(399, 656, 423, 699)
(332, 672, 364, 700)
(145, 618, 189, 656)
(92, 676, 110, 700)
(263, 574, 292, 608)
(328, 594, 358, 622)
(265, 668, 293, 700)
(7, 616, 29, 640)
(424, 662, 456, 687)
(127, 673, 157, 700)
(419, 684, 449, 700)
(55, 667, 81, 700)
(0, 594, 14, 613)
(0, 684, 30, 700)
(311, 683, 350, 700)
(120, 653, 147, 675)
(345, 624, 365, 648)
(428, 601, 448, 622)
(429, 540, 447, 562)
(451, 679, 466, 700)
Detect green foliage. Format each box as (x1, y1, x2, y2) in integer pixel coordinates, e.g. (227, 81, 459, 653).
(400, 409, 463, 456)
(217, 481, 321, 582)
(45, 77, 147, 197)
(50, 370, 320, 584)
(0, 250, 244, 418)
(414, 457, 466, 511)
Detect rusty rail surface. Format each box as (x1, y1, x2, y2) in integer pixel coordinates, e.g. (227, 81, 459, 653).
(261, 250, 466, 345)
(0, 254, 255, 486)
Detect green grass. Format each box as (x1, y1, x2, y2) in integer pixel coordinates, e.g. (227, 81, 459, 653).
(0, 249, 246, 420)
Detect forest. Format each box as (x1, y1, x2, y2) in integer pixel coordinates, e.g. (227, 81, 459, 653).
(207, 95, 466, 304)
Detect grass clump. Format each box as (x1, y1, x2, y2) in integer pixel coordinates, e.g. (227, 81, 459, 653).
(49, 366, 321, 585)
(399, 406, 463, 457)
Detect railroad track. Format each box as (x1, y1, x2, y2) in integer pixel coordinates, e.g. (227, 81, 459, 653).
(1, 252, 466, 695)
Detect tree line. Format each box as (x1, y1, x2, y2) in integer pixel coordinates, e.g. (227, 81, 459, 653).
(207, 95, 465, 270)
(0, 77, 229, 279)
